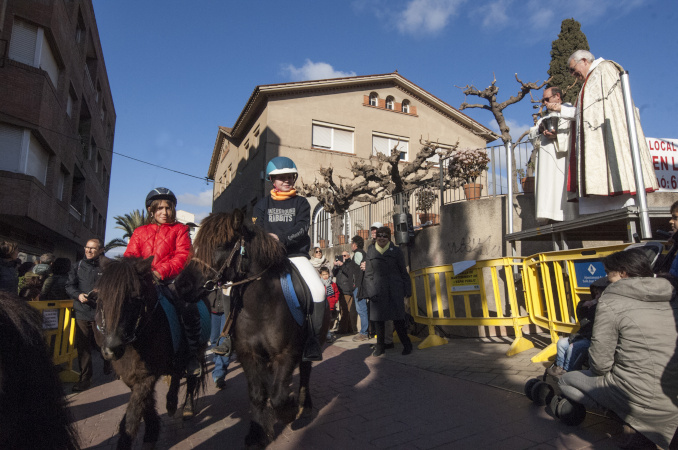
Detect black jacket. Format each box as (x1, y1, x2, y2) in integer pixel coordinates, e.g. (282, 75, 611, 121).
(0, 259, 18, 294)
(363, 243, 411, 322)
(333, 258, 358, 295)
(66, 255, 109, 321)
(252, 195, 311, 258)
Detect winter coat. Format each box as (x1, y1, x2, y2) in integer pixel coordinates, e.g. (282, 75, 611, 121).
(363, 243, 411, 322)
(66, 255, 109, 321)
(0, 259, 18, 294)
(589, 277, 678, 448)
(124, 222, 191, 281)
(41, 274, 70, 300)
(332, 258, 357, 295)
(252, 195, 311, 258)
(353, 249, 367, 299)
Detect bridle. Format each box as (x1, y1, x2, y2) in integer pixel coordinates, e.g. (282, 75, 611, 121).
(195, 235, 269, 291)
(95, 290, 159, 346)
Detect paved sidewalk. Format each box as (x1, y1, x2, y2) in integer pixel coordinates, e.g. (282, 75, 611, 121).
(66, 335, 624, 449)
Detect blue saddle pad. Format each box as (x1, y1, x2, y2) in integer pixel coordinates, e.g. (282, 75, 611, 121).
(280, 272, 305, 326)
(157, 292, 211, 354)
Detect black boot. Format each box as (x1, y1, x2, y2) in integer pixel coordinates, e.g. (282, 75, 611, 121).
(394, 319, 412, 355)
(302, 300, 327, 362)
(181, 302, 203, 376)
(373, 321, 386, 357)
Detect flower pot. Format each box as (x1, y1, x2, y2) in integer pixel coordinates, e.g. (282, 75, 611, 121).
(337, 235, 347, 244)
(319, 239, 327, 249)
(463, 183, 483, 201)
(521, 176, 535, 194)
(418, 213, 439, 225)
(357, 229, 370, 240)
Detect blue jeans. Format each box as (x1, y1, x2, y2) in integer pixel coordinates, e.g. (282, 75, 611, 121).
(555, 336, 591, 371)
(355, 288, 368, 335)
(210, 313, 231, 382)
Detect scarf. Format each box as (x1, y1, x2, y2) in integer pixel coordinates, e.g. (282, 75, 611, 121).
(270, 188, 297, 201)
(375, 241, 390, 254)
(321, 277, 334, 297)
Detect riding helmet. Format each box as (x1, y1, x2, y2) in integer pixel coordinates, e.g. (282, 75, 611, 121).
(145, 187, 177, 209)
(265, 156, 298, 181)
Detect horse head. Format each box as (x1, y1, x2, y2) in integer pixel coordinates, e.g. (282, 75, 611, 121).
(95, 256, 157, 361)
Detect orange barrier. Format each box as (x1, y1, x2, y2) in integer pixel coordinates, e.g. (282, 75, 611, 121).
(30, 300, 79, 382)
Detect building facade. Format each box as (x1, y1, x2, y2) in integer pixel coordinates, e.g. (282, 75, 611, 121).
(0, 0, 115, 261)
(207, 72, 494, 245)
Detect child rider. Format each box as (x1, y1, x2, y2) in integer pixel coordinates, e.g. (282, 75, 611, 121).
(252, 157, 327, 361)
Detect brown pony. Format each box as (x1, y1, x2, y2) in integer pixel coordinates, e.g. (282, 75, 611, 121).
(93, 257, 207, 450)
(182, 209, 330, 449)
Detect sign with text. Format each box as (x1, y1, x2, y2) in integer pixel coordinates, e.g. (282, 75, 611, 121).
(449, 270, 480, 292)
(647, 137, 678, 192)
(42, 309, 59, 330)
(573, 260, 606, 288)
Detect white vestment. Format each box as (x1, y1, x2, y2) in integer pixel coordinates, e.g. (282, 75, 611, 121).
(529, 111, 577, 221)
(560, 58, 658, 210)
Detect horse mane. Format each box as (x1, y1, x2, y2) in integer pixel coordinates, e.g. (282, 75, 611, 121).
(192, 211, 287, 277)
(96, 257, 152, 330)
(0, 292, 80, 449)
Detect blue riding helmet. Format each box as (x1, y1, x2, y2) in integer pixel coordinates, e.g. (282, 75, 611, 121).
(266, 156, 298, 181)
(145, 187, 177, 209)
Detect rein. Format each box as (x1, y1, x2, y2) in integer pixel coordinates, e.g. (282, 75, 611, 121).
(96, 292, 160, 346)
(194, 235, 269, 291)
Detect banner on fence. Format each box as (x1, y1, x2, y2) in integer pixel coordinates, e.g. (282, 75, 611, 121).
(573, 260, 606, 287)
(647, 137, 678, 192)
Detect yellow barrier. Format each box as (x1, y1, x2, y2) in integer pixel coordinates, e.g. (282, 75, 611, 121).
(409, 257, 534, 357)
(522, 244, 629, 363)
(30, 300, 79, 382)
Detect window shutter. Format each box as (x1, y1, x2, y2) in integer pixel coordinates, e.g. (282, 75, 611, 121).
(372, 135, 389, 156)
(0, 123, 23, 172)
(27, 133, 49, 185)
(334, 128, 353, 153)
(312, 125, 332, 148)
(39, 33, 59, 86)
(8, 19, 37, 66)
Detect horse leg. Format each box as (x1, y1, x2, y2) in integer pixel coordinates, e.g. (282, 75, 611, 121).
(242, 359, 273, 450)
(269, 355, 298, 424)
(141, 387, 160, 449)
(166, 375, 180, 417)
(116, 377, 156, 450)
(182, 375, 197, 420)
(297, 360, 313, 418)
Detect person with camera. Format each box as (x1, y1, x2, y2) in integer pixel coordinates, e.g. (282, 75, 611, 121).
(66, 238, 111, 391)
(333, 250, 358, 335)
(528, 86, 576, 223)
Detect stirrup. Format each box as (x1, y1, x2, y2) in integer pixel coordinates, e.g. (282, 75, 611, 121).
(302, 336, 323, 362)
(212, 335, 232, 356)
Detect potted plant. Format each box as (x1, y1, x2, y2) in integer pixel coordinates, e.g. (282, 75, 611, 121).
(447, 147, 490, 201)
(518, 160, 536, 194)
(415, 187, 438, 225)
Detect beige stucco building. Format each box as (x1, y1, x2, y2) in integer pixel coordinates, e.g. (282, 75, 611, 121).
(207, 72, 495, 243)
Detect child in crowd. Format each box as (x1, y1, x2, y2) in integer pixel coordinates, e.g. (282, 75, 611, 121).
(548, 276, 610, 377)
(319, 266, 339, 343)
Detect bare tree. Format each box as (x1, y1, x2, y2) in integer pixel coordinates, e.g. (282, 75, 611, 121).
(458, 73, 550, 189)
(298, 138, 458, 241)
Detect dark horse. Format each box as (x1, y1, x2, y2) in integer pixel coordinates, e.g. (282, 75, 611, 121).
(93, 257, 208, 450)
(183, 209, 330, 449)
(0, 291, 79, 450)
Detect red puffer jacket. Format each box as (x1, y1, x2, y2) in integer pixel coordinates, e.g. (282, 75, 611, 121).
(124, 222, 191, 280)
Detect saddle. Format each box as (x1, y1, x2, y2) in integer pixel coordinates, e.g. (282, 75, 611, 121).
(280, 261, 314, 326)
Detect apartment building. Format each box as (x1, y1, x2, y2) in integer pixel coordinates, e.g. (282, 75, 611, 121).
(0, 0, 115, 260)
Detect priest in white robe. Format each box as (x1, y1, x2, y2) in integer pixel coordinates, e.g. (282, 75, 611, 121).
(528, 86, 577, 222)
(545, 50, 658, 214)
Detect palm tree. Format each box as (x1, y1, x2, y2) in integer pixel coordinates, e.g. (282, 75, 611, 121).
(104, 209, 146, 252)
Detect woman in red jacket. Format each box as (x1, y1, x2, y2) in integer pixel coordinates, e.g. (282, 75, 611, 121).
(124, 188, 201, 375)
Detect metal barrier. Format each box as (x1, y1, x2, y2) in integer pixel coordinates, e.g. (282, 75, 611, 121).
(409, 257, 534, 357)
(30, 300, 79, 382)
(521, 244, 629, 362)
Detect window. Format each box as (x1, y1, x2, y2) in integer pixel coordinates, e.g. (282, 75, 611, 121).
(100, 101, 106, 123)
(0, 123, 50, 185)
(372, 132, 409, 161)
(312, 121, 354, 154)
(244, 139, 250, 160)
(227, 164, 232, 183)
(66, 91, 75, 117)
(8, 18, 60, 87)
(402, 99, 410, 113)
(57, 167, 67, 201)
(369, 92, 378, 107)
(75, 11, 85, 45)
(385, 96, 395, 110)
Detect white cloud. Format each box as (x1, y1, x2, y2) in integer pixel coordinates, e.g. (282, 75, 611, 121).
(479, 0, 511, 28)
(397, 0, 465, 35)
(177, 190, 212, 207)
(282, 60, 357, 82)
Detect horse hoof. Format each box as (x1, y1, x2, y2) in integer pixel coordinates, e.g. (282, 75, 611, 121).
(182, 402, 195, 420)
(296, 405, 313, 420)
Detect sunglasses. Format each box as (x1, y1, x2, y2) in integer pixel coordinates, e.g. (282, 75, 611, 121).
(376, 233, 389, 238)
(314, 251, 322, 254)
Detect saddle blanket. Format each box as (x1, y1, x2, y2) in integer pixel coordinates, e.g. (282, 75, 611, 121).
(157, 293, 211, 354)
(280, 272, 305, 326)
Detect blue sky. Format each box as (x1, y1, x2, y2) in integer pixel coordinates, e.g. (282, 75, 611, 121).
(93, 0, 677, 252)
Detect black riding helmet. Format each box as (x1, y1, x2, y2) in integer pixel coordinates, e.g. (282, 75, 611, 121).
(145, 187, 177, 209)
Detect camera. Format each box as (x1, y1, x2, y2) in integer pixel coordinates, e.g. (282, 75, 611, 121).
(335, 255, 341, 261)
